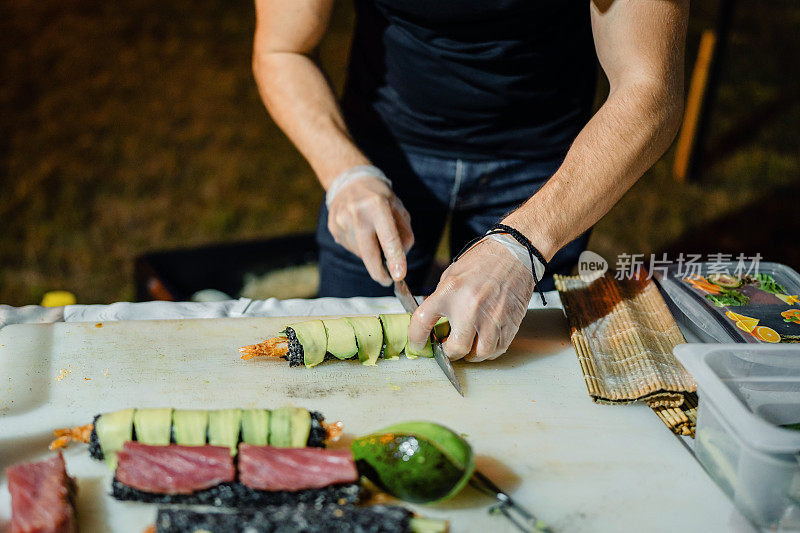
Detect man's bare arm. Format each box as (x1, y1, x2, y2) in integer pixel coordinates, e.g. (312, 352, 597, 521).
(252, 0, 413, 283)
(252, 0, 368, 187)
(504, 0, 689, 261)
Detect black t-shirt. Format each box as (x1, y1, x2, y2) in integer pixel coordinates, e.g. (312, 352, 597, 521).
(341, 0, 597, 161)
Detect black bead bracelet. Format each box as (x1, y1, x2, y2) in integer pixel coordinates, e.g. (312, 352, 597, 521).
(452, 223, 548, 306)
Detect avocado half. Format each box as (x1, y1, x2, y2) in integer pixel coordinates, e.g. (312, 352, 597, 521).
(351, 421, 474, 503)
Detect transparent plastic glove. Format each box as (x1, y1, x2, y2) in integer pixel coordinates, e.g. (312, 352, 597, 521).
(326, 165, 414, 286)
(408, 238, 535, 362)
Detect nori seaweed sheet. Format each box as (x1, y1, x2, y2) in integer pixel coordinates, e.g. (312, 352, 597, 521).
(88, 414, 103, 460)
(111, 479, 361, 508)
(284, 327, 305, 367)
(307, 411, 326, 448)
(156, 503, 412, 533)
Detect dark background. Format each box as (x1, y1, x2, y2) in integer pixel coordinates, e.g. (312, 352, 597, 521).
(1, 0, 798, 305)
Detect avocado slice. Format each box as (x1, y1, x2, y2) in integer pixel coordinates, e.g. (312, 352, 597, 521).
(351, 421, 474, 503)
(379, 314, 410, 360)
(96, 408, 135, 469)
(289, 407, 312, 447)
(133, 408, 173, 446)
(406, 337, 434, 359)
(208, 409, 243, 455)
(322, 318, 358, 360)
(172, 410, 209, 446)
(346, 316, 383, 365)
(241, 409, 271, 446)
(406, 317, 450, 359)
(285, 319, 327, 368)
(269, 407, 292, 447)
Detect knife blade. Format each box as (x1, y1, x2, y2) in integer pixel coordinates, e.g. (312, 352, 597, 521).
(393, 279, 464, 396)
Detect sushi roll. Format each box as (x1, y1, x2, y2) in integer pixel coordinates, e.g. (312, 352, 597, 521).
(50, 406, 342, 469)
(239, 314, 452, 368)
(6, 452, 77, 533)
(155, 504, 448, 533)
(110, 442, 361, 508)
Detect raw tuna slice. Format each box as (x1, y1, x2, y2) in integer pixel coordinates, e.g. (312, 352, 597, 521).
(115, 442, 235, 494)
(7, 451, 77, 533)
(238, 444, 358, 491)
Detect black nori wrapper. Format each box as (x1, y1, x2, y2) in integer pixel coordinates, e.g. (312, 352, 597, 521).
(156, 503, 412, 533)
(111, 479, 361, 508)
(284, 327, 305, 367)
(88, 414, 103, 460)
(307, 411, 326, 448)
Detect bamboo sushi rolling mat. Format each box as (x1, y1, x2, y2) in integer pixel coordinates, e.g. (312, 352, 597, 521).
(554, 269, 698, 436)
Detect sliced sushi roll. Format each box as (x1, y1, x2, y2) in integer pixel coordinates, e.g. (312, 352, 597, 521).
(111, 442, 361, 508)
(239, 314, 450, 367)
(50, 406, 342, 469)
(155, 504, 448, 533)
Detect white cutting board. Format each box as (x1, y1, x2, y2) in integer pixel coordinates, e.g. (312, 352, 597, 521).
(0, 310, 752, 533)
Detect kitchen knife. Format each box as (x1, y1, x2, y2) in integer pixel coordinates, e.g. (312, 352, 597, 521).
(393, 279, 464, 396)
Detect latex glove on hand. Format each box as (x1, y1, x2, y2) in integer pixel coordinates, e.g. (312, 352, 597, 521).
(408, 235, 543, 362)
(326, 165, 414, 286)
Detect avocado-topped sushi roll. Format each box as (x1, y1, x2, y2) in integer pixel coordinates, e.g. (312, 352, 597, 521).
(239, 314, 450, 368)
(49, 406, 341, 469)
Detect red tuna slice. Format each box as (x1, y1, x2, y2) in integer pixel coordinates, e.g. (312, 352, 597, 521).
(7, 451, 76, 533)
(115, 442, 235, 494)
(238, 445, 359, 491)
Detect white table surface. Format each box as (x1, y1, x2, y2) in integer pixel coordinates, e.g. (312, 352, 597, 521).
(0, 293, 756, 532)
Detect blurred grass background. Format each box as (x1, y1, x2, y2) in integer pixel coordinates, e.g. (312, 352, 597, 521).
(1, 0, 798, 305)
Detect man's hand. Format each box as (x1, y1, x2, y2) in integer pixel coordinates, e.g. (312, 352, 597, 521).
(407, 239, 533, 362)
(327, 173, 414, 286)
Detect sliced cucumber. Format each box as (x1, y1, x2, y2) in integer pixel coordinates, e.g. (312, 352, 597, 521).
(269, 407, 292, 447)
(241, 409, 271, 446)
(96, 408, 136, 469)
(346, 316, 383, 366)
(172, 410, 209, 446)
(285, 320, 327, 368)
(133, 408, 172, 446)
(380, 313, 411, 360)
(289, 407, 312, 447)
(208, 409, 243, 455)
(322, 318, 358, 360)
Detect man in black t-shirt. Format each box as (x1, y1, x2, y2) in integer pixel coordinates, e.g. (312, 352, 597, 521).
(253, 0, 688, 362)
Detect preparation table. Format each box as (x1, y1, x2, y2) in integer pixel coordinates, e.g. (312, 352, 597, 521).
(0, 294, 756, 532)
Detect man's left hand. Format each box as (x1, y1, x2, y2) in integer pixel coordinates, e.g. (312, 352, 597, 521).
(407, 239, 534, 362)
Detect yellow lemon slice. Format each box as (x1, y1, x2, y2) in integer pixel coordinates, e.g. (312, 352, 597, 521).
(735, 317, 759, 333)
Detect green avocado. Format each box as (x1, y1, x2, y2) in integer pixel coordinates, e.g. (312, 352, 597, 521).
(346, 316, 383, 366)
(96, 408, 136, 469)
(289, 407, 312, 447)
(172, 410, 209, 446)
(322, 318, 358, 360)
(286, 320, 327, 368)
(208, 409, 243, 455)
(241, 409, 271, 445)
(351, 421, 474, 503)
(269, 407, 293, 447)
(379, 313, 411, 360)
(133, 408, 173, 446)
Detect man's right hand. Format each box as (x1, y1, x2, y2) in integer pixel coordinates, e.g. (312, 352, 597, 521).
(327, 172, 414, 286)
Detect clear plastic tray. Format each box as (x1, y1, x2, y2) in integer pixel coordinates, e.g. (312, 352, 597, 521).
(655, 261, 800, 344)
(675, 344, 800, 529)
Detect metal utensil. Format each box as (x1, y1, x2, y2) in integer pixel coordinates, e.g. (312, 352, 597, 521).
(392, 279, 464, 396)
(470, 470, 551, 533)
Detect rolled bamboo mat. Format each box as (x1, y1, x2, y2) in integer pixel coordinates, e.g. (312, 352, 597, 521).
(652, 392, 698, 437)
(555, 270, 698, 434)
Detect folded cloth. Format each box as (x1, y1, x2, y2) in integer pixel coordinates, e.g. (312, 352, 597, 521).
(554, 270, 696, 408)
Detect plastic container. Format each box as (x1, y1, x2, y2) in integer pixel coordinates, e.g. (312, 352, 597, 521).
(675, 344, 800, 529)
(655, 261, 800, 344)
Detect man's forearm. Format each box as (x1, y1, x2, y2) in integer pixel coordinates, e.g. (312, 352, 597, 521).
(504, 81, 683, 262)
(253, 51, 368, 189)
